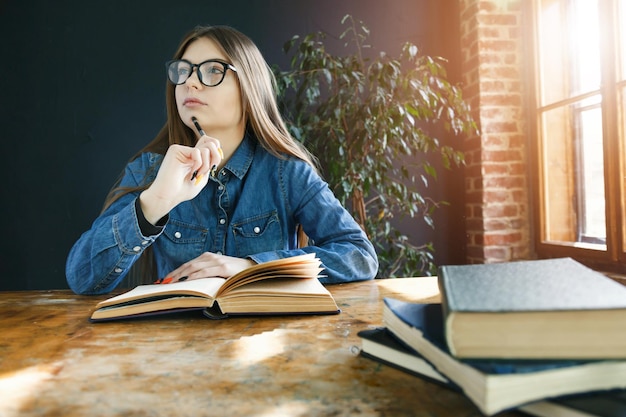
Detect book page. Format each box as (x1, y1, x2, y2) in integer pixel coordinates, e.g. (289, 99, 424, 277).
(95, 277, 226, 309)
(220, 277, 331, 298)
(216, 253, 322, 296)
(216, 279, 338, 314)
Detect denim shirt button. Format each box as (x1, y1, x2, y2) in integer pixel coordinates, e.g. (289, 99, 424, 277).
(218, 185, 224, 191)
(219, 219, 226, 225)
(174, 231, 182, 239)
(114, 268, 123, 273)
(253, 226, 261, 234)
(216, 251, 223, 255)
(141, 240, 149, 245)
(132, 246, 141, 252)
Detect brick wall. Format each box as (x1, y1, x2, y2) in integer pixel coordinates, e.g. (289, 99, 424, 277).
(458, 0, 531, 263)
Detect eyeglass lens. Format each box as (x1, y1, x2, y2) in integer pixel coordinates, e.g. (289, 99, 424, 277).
(166, 60, 231, 87)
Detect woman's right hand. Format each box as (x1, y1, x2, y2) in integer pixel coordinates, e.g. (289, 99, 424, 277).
(139, 136, 222, 225)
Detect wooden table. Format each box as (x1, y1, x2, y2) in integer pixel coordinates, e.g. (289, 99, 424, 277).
(0, 278, 525, 417)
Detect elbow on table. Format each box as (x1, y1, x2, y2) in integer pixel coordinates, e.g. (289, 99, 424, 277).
(360, 243, 379, 281)
(321, 250, 379, 284)
(65, 269, 93, 295)
(65, 260, 102, 296)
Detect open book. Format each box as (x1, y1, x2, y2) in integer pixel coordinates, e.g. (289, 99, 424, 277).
(90, 254, 339, 321)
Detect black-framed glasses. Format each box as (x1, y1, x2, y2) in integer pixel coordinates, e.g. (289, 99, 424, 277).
(165, 59, 237, 87)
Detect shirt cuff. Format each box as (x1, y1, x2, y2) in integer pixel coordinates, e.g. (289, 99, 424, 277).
(135, 197, 167, 236)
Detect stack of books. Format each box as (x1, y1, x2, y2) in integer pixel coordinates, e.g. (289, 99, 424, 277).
(359, 258, 626, 416)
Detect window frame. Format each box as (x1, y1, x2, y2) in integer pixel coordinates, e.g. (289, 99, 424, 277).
(528, 0, 626, 272)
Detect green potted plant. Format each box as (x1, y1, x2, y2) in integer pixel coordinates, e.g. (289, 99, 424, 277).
(274, 15, 477, 278)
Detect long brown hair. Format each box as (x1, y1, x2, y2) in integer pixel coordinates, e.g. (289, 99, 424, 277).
(105, 25, 317, 211)
(105, 25, 315, 285)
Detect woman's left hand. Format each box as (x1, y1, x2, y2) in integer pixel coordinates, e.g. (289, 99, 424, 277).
(164, 252, 256, 283)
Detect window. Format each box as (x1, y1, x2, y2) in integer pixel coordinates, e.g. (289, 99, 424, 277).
(531, 0, 626, 271)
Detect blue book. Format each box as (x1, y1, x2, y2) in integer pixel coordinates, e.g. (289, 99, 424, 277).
(358, 327, 455, 388)
(382, 298, 626, 416)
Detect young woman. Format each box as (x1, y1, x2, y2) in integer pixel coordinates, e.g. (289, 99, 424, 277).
(66, 25, 378, 295)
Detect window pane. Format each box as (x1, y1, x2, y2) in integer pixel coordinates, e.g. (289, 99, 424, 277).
(542, 106, 575, 242)
(537, 0, 601, 105)
(537, 0, 568, 105)
(619, 0, 626, 81)
(570, 0, 601, 94)
(540, 96, 606, 246)
(577, 104, 606, 243)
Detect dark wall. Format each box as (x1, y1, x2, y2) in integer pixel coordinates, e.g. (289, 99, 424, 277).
(0, 0, 463, 290)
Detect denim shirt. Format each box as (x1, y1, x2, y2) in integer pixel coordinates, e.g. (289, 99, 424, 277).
(66, 134, 378, 294)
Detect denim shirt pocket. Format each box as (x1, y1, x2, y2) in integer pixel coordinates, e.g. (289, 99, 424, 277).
(232, 210, 283, 256)
(161, 219, 209, 264)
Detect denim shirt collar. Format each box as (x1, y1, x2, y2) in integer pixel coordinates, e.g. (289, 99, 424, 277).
(222, 132, 256, 180)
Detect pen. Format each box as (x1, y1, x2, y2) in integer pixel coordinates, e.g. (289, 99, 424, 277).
(191, 116, 206, 137)
(190, 117, 206, 182)
(190, 116, 222, 180)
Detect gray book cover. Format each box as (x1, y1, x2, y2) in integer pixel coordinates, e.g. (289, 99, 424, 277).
(438, 258, 626, 313)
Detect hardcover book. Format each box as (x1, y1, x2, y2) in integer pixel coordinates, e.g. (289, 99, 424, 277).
(90, 254, 339, 321)
(382, 298, 626, 416)
(437, 257, 626, 359)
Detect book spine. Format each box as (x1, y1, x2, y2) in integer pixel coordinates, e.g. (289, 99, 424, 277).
(437, 266, 458, 357)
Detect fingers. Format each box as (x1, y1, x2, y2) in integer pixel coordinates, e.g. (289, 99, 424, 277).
(187, 135, 223, 184)
(195, 135, 223, 171)
(158, 253, 256, 284)
(165, 252, 229, 282)
(188, 147, 211, 184)
(143, 138, 222, 216)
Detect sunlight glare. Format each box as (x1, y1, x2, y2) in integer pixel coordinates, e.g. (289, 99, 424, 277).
(376, 277, 440, 303)
(0, 362, 63, 416)
(233, 329, 288, 365)
(252, 401, 311, 417)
